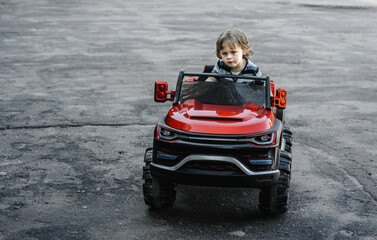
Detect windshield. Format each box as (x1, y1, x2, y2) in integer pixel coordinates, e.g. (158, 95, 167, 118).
(179, 80, 266, 107)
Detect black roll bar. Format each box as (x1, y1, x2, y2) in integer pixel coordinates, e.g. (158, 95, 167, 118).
(173, 70, 184, 105)
(173, 71, 271, 110)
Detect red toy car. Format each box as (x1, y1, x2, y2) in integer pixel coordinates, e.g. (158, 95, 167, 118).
(142, 67, 293, 215)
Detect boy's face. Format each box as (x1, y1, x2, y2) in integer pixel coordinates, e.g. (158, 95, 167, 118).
(219, 42, 246, 72)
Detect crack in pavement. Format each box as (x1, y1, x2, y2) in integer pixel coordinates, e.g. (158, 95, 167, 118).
(0, 123, 155, 131)
(299, 134, 377, 205)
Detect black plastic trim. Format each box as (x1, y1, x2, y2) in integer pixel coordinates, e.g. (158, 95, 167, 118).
(190, 116, 243, 122)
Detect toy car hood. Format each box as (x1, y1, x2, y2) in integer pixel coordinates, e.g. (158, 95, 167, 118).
(165, 99, 274, 135)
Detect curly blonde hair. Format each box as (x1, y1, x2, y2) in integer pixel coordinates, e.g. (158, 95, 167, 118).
(215, 29, 254, 59)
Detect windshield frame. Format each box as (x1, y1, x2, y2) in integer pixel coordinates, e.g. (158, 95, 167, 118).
(172, 71, 271, 110)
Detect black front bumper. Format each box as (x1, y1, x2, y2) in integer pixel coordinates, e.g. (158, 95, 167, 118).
(151, 163, 280, 188)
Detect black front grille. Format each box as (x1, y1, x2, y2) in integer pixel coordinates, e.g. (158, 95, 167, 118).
(154, 138, 276, 171)
(181, 161, 243, 173)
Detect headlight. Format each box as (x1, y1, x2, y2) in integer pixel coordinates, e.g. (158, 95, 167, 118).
(248, 132, 275, 145)
(157, 126, 177, 140)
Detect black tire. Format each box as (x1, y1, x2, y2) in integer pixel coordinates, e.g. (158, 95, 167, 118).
(259, 150, 292, 215)
(283, 127, 293, 154)
(142, 148, 176, 209)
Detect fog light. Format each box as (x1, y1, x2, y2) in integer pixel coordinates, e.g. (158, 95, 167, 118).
(157, 152, 178, 161)
(249, 159, 272, 165)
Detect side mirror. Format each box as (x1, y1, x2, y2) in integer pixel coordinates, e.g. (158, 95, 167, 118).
(154, 81, 175, 102)
(274, 88, 287, 109)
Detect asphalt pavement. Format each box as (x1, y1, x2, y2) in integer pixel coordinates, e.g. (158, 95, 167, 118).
(1, 0, 377, 239)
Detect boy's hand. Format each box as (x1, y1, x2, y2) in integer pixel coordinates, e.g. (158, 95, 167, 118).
(206, 77, 218, 82)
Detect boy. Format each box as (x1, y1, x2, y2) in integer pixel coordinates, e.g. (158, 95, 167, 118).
(208, 29, 262, 82)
